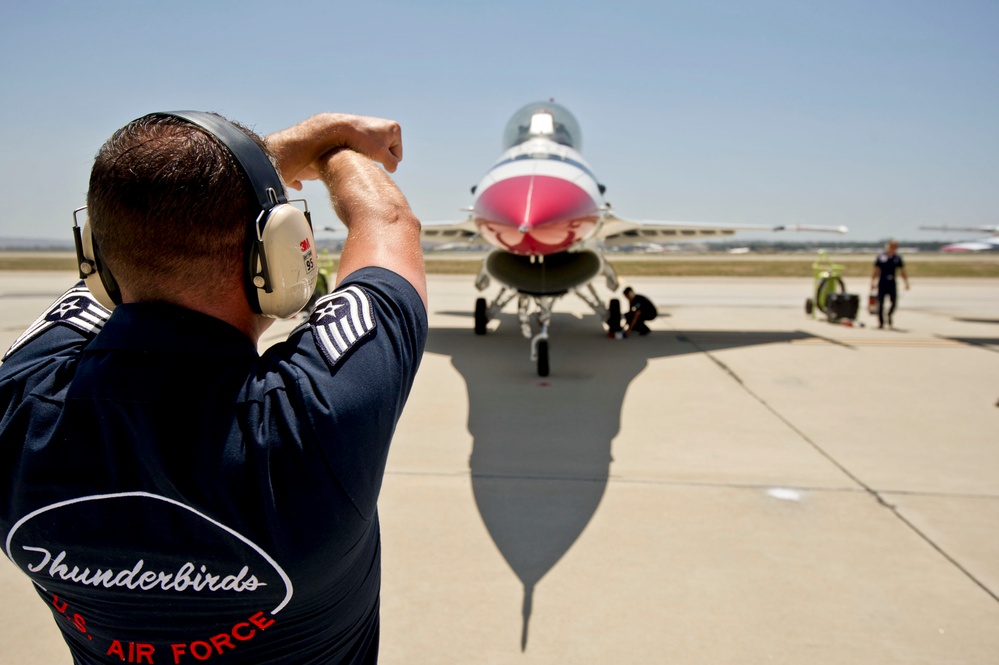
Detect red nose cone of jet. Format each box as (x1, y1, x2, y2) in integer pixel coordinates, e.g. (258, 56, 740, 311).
(474, 175, 598, 254)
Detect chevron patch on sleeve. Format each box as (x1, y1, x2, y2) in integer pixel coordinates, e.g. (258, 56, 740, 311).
(3, 283, 111, 361)
(309, 285, 377, 369)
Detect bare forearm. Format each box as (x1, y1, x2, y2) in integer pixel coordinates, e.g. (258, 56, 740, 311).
(320, 151, 408, 225)
(266, 114, 403, 189)
(267, 114, 344, 174)
(264, 112, 424, 304)
(319, 150, 426, 306)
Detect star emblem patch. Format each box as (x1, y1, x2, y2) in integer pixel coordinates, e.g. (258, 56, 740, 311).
(4, 283, 111, 361)
(308, 285, 376, 369)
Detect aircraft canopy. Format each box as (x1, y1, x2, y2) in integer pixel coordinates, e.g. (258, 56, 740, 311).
(502, 101, 582, 151)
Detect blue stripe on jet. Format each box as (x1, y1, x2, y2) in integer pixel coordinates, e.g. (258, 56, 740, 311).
(491, 153, 600, 184)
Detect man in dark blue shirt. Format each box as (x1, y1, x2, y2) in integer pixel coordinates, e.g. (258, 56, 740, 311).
(0, 112, 427, 664)
(622, 287, 658, 336)
(870, 239, 910, 328)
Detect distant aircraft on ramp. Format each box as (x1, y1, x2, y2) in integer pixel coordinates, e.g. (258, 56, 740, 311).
(920, 225, 999, 252)
(422, 100, 848, 376)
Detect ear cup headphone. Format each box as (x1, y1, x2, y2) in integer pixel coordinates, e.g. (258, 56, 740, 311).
(72, 111, 318, 319)
(72, 207, 120, 310)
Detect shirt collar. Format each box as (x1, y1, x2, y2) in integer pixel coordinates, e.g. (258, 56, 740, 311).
(87, 302, 258, 357)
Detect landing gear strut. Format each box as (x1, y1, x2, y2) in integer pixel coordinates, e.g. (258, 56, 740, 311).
(523, 296, 554, 377)
(471, 285, 620, 376)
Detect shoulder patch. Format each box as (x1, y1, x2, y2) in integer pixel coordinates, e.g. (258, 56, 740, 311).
(3, 283, 111, 361)
(309, 285, 376, 369)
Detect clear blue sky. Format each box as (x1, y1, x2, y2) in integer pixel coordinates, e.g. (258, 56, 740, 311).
(2, 0, 997, 243)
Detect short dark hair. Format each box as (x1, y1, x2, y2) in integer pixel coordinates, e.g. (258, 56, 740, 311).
(623, 287, 634, 296)
(87, 113, 268, 301)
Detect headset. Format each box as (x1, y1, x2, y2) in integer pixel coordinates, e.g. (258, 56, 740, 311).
(72, 111, 319, 319)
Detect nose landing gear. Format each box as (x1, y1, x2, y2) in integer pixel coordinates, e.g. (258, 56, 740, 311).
(472, 288, 620, 376)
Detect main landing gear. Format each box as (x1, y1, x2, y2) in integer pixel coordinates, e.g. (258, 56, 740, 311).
(607, 298, 622, 335)
(473, 285, 620, 377)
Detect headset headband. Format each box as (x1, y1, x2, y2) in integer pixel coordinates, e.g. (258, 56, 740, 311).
(154, 111, 286, 210)
(74, 111, 317, 317)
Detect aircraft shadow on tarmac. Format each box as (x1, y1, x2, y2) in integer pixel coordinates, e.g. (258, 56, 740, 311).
(944, 318, 999, 351)
(424, 312, 816, 649)
(943, 336, 999, 351)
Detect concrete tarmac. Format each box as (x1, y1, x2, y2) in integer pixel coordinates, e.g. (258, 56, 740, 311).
(1, 271, 998, 664)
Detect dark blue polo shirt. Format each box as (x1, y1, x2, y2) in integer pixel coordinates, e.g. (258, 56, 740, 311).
(0, 267, 426, 665)
(874, 252, 904, 289)
(628, 294, 657, 320)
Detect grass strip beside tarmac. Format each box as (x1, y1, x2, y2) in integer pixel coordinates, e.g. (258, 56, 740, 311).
(2, 252, 998, 278)
(421, 254, 999, 278)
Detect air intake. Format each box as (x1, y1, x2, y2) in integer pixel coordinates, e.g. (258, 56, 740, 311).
(486, 250, 601, 295)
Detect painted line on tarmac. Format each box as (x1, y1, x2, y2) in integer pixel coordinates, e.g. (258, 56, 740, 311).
(679, 333, 969, 348)
(791, 337, 968, 348)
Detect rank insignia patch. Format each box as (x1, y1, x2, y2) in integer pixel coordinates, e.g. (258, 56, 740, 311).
(3, 283, 111, 361)
(309, 286, 376, 369)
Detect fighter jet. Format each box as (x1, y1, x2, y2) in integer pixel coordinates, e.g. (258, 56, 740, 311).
(921, 225, 999, 252)
(422, 101, 848, 376)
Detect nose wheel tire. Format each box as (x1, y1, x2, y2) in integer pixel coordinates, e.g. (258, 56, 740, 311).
(537, 339, 549, 377)
(474, 297, 488, 335)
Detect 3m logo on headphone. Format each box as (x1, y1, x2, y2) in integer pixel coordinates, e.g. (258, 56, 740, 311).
(72, 111, 319, 319)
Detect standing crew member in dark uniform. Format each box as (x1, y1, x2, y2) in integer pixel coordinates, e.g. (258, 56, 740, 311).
(0, 111, 427, 664)
(870, 239, 910, 328)
(622, 286, 657, 336)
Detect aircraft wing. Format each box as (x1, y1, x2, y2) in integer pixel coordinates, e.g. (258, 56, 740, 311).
(920, 225, 998, 234)
(598, 212, 848, 247)
(420, 217, 479, 244)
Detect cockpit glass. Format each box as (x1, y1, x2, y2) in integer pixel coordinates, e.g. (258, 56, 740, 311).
(502, 101, 582, 151)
